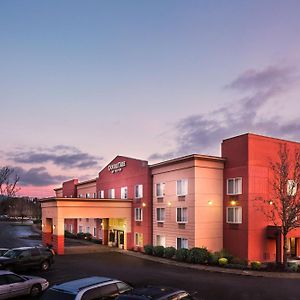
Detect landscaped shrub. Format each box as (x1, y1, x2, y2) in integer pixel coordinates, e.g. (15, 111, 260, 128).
(215, 249, 234, 263)
(187, 247, 210, 264)
(231, 257, 248, 266)
(287, 262, 298, 272)
(175, 248, 189, 262)
(153, 246, 165, 257)
(164, 247, 176, 259)
(218, 257, 228, 266)
(250, 261, 262, 270)
(208, 252, 219, 265)
(76, 232, 93, 240)
(144, 245, 154, 255)
(65, 230, 76, 239)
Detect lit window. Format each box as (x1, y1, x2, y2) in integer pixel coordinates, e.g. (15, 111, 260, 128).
(93, 193, 96, 198)
(227, 178, 242, 195)
(156, 208, 165, 222)
(156, 235, 166, 247)
(135, 208, 143, 221)
(99, 190, 104, 199)
(287, 180, 297, 196)
(108, 189, 115, 199)
(156, 183, 165, 197)
(93, 227, 96, 237)
(134, 184, 143, 199)
(121, 187, 128, 199)
(86, 193, 90, 198)
(176, 179, 188, 196)
(176, 207, 188, 223)
(70, 224, 73, 233)
(176, 237, 188, 249)
(226, 206, 242, 224)
(79, 226, 83, 233)
(135, 232, 143, 247)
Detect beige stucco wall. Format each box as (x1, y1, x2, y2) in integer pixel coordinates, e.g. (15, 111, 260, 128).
(77, 181, 97, 198)
(152, 157, 224, 251)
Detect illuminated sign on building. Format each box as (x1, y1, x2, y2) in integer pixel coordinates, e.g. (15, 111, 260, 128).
(108, 161, 126, 174)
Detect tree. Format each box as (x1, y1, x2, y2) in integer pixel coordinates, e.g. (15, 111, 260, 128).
(0, 167, 20, 197)
(258, 143, 300, 269)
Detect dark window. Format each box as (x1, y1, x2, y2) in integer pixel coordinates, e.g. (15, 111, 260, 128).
(0, 275, 7, 285)
(82, 283, 119, 300)
(5, 274, 25, 284)
(41, 289, 75, 300)
(20, 250, 31, 258)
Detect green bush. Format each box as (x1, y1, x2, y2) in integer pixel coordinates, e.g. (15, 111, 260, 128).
(208, 252, 219, 265)
(218, 257, 228, 266)
(164, 247, 176, 259)
(250, 261, 262, 270)
(287, 262, 298, 272)
(76, 232, 93, 240)
(65, 230, 76, 239)
(175, 248, 189, 262)
(215, 249, 234, 263)
(144, 245, 154, 255)
(187, 247, 210, 264)
(153, 246, 165, 257)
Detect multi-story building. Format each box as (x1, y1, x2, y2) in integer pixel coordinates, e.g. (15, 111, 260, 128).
(41, 133, 300, 263)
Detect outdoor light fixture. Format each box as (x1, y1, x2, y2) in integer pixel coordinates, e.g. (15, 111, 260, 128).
(269, 200, 273, 205)
(41, 224, 44, 228)
(142, 202, 146, 207)
(230, 200, 236, 206)
(208, 200, 213, 205)
(52, 225, 56, 230)
(167, 201, 172, 206)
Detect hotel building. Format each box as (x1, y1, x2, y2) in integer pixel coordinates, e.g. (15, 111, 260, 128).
(41, 133, 300, 263)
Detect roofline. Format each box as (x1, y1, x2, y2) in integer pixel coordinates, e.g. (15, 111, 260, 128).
(150, 153, 225, 168)
(222, 132, 300, 145)
(76, 178, 97, 186)
(54, 187, 62, 191)
(39, 197, 133, 203)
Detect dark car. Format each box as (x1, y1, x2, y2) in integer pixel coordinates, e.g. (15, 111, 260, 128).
(0, 246, 54, 272)
(41, 276, 132, 300)
(0, 249, 8, 257)
(115, 286, 195, 300)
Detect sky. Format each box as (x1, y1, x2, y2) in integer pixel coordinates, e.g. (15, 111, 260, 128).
(1, 0, 300, 197)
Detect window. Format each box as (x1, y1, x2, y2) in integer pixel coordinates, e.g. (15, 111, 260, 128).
(135, 208, 143, 221)
(79, 194, 83, 198)
(121, 187, 128, 199)
(93, 192, 96, 198)
(134, 184, 143, 198)
(287, 180, 297, 196)
(156, 235, 166, 247)
(226, 206, 242, 224)
(93, 227, 96, 237)
(79, 226, 83, 233)
(176, 179, 188, 196)
(86, 218, 89, 222)
(86, 193, 90, 198)
(156, 183, 165, 197)
(176, 237, 188, 249)
(156, 208, 165, 222)
(108, 189, 115, 199)
(227, 178, 242, 195)
(99, 190, 104, 199)
(135, 232, 143, 247)
(70, 224, 73, 233)
(176, 207, 188, 223)
(86, 227, 90, 234)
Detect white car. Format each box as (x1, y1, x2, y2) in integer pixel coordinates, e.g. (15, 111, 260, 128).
(0, 270, 49, 299)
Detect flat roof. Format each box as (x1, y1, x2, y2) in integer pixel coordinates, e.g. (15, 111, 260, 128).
(150, 153, 225, 168)
(76, 178, 97, 186)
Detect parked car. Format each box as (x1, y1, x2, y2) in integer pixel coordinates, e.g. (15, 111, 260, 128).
(0, 246, 54, 272)
(41, 276, 133, 300)
(115, 286, 195, 300)
(0, 270, 49, 299)
(0, 249, 8, 257)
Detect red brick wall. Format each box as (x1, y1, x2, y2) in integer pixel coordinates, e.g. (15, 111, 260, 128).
(62, 179, 78, 198)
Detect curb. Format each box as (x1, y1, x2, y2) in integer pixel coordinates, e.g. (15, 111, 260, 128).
(115, 249, 300, 280)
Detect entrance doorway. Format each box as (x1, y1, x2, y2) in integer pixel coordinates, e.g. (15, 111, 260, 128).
(118, 230, 124, 249)
(290, 238, 297, 257)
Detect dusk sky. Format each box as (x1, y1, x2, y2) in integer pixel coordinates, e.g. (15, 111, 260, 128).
(1, 1, 300, 197)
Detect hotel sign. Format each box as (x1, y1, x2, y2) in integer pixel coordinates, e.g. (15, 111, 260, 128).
(108, 161, 126, 174)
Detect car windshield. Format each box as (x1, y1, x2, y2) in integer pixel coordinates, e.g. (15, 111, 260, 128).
(41, 289, 76, 300)
(3, 250, 22, 258)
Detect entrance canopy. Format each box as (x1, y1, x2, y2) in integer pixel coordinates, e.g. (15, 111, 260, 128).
(40, 198, 132, 254)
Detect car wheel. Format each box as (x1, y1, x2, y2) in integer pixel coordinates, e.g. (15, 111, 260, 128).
(30, 284, 42, 297)
(40, 260, 50, 271)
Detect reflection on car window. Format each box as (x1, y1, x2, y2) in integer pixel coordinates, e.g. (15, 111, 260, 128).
(3, 250, 22, 258)
(82, 284, 119, 300)
(0, 275, 7, 285)
(5, 274, 24, 284)
(116, 282, 132, 293)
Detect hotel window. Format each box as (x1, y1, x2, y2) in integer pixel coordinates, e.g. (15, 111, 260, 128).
(226, 206, 242, 224)
(287, 180, 297, 196)
(176, 179, 188, 196)
(135, 208, 143, 221)
(135, 232, 143, 247)
(79, 226, 83, 233)
(86, 218, 89, 222)
(156, 235, 166, 247)
(93, 192, 96, 198)
(86, 193, 90, 198)
(86, 226, 90, 234)
(121, 187, 128, 199)
(156, 208, 165, 222)
(70, 224, 73, 233)
(176, 207, 188, 223)
(93, 227, 96, 237)
(176, 237, 188, 249)
(227, 178, 242, 195)
(134, 184, 143, 199)
(99, 190, 104, 199)
(64, 223, 67, 230)
(79, 194, 83, 198)
(108, 188, 115, 199)
(156, 183, 165, 197)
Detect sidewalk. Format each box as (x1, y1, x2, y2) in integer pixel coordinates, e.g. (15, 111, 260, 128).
(115, 249, 300, 280)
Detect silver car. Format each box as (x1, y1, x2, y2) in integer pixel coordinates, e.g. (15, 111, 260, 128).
(0, 270, 49, 299)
